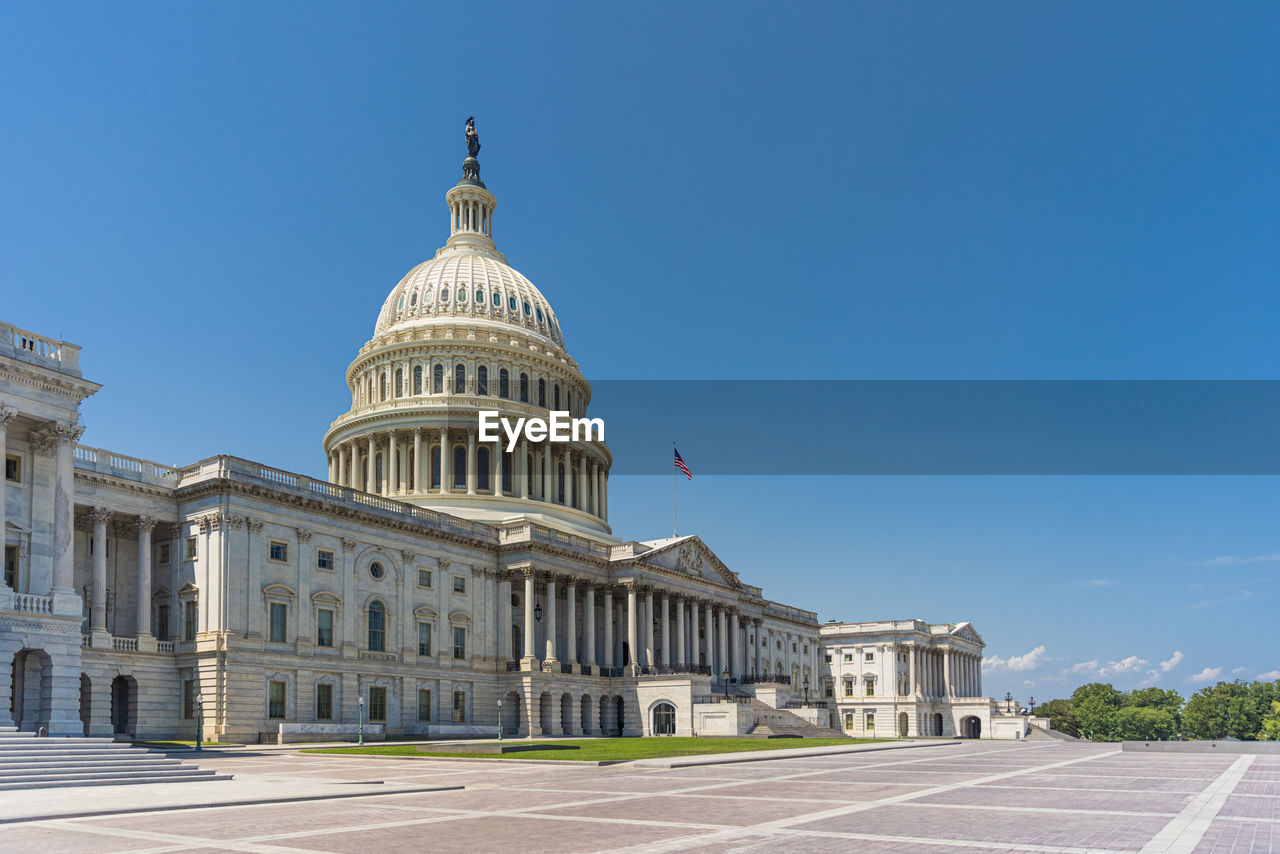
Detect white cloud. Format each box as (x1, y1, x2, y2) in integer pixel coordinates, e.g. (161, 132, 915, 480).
(984, 645, 1046, 673)
(1188, 667, 1222, 684)
(1080, 579, 1113, 588)
(1231, 666, 1248, 675)
(1160, 651, 1184, 673)
(1201, 553, 1280, 567)
(1258, 670, 1280, 681)
(1191, 590, 1252, 609)
(1067, 659, 1100, 676)
(1102, 655, 1147, 676)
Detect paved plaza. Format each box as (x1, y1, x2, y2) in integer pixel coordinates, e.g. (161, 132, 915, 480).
(4, 740, 1278, 853)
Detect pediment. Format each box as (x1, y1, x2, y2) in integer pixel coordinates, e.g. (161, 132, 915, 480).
(951, 622, 984, 646)
(624, 535, 741, 589)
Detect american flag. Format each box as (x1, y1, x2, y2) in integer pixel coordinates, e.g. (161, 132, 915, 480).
(674, 447, 693, 480)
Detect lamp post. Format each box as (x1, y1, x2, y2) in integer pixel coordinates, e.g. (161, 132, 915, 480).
(357, 694, 365, 746)
(497, 697, 503, 742)
(722, 667, 729, 699)
(1004, 691, 1013, 714)
(194, 694, 204, 752)
(1027, 696, 1036, 716)
(803, 676, 810, 708)
(534, 602, 543, 623)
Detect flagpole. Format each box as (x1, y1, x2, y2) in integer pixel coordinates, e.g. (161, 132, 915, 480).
(672, 441, 677, 538)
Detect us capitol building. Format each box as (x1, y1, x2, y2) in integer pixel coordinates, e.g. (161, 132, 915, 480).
(1, 124, 1003, 743)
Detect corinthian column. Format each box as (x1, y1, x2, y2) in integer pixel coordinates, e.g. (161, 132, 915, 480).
(0, 408, 14, 574)
(50, 422, 83, 598)
(136, 517, 156, 637)
(89, 506, 112, 633)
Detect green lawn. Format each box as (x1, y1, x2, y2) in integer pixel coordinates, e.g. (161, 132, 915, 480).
(310, 737, 889, 762)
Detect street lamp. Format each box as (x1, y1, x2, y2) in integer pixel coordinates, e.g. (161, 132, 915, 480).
(497, 697, 503, 742)
(534, 602, 543, 623)
(803, 676, 810, 708)
(194, 694, 204, 752)
(1027, 696, 1036, 716)
(1003, 691, 1013, 714)
(357, 694, 365, 746)
(722, 667, 729, 699)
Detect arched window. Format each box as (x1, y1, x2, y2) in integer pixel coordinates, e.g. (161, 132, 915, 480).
(557, 462, 565, 504)
(538, 379, 546, 407)
(441, 285, 450, 302)
(454, 364, 466, 394)
(431, 445, 441, 489)
(652, 702, 676, 736)
(380, 371, 387, 402)
(499, 368, 509, 399)
(475, 288, 483, 305)
(432, 364, 443, 394)
(519, 373, 529, 403)
(375, 454, 384, 493)
(501, 453, 512, 493)
(368, 376, 374, 404)
(368, 601, 386, 651)
(453, 446, 466, 489)
(477, 365, 488, 396)
(478, 447, 491, 491)
(492, 292, 501, 308)
(509, 295, 518, 312)
(554, 384, 560, 410)
(394, 368, 403, 398)
(413, 365, 423, 395)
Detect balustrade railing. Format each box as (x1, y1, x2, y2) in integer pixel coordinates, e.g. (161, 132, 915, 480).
(11, 593, 53, 615)
(560, 662, 574, 674)
(597, 667, 623, 678)
(74, 445, 178, 485)
(112, 636, 139, 652)
(2, 321, 80, 372)
(157, 641, 175, 653)
(540, 661, 555, 673)
(579, 665, 593, 676)
(505, 660, 521, 671)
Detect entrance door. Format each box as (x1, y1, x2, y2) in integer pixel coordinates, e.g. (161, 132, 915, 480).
(110, 676, 133, 737)
(652, 702, 676, 736)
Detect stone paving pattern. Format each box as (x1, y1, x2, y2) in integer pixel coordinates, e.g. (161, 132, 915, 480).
(7, 741, 1279, 852)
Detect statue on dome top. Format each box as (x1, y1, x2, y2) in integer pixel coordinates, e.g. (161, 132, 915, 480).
(465, 116, 481, 158)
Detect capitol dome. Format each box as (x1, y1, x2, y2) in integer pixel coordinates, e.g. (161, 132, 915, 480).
(322, 124, 611, 536)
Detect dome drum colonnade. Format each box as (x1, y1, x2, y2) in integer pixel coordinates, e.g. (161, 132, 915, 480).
(322, 138, 610, 533)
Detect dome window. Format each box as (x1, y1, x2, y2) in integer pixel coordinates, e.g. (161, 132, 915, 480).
(492, 292, 501, 307)
(425, 285, 435, 304)
(475, 288, 483, 305)
(536, 307, 544, 323)
(509, 296, 518, 312)
(458, 287, 467, 303)
(409, 292, 417, 307)
(522, 300, 531, 317)
(441, 286, 450, 302)
(397, 296, 405, 311)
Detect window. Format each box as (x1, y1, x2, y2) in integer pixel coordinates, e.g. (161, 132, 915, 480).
(269, 541, 287, 562)
(156, 603, 169, 641)
(477, 448, 490, 491)
(522, 300, 531, 317)
(475, 287, 483, 304)
(418, 569, 432, 588)
(418, 689, 432, 722)
(268, 681, 286, 718)
(317, 609, 334, 647)
(269, 602, 287, 643)
(501, 453, 511, 493)
(452, 690, 466, 723)
(317, 549, 334, 570)
(4, 455, 19, 483)
(432, 364, 443, 394)
(453, 576, 466, 594)
(183, 601, 198, 641)
(186, 537, 197, 560)
(158, 542, 170, 565)
(492, 292, 501, 307)
(418, 622, 432, 656)
(454, 364, 465, 394)
(413, 365, 423, 395)
(453, 626, 466, 659)
(843, 653, 853, 662)
(441, 285, 449, 302)
(824, 653, 832, 663)
(477, 365, 488, 396)
(844, 679, 854, 697)
(431, 445, 441, 488)
(379, 371, 387, 401)
(509, 295, 517, 311)
(3, 545, 15, 588)
(316, 684, 333, 720)
(499, 368, 509, 398)
(864, 652, 874, 662)
(553, 384, 560, 410)
(452, 446, 465, 488)
(824, 680, 834, 698)
(844, 712, 855, 730)
(183, 679, 196, 719)
(367, 601, 385, 651)
(519, 373, 529, 402)
(394, 368, 403, 398)
(538, 379, 546, 407)
(369, 561, 384, 580)
(865, 711, 875, 731)
(865, 679, 876, 697)
(368, 686, 387, 722)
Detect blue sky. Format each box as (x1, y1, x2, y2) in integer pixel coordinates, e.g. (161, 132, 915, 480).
(3, 2, 1278, 702)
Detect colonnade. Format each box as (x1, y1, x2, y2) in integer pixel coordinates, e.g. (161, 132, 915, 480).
(327, 429, 608, 522)
(910, 645, 983, 698)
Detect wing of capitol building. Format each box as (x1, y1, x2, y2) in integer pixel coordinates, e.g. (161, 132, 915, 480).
(0, 126, 1027, 744)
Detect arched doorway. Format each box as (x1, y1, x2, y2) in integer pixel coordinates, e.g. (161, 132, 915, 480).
(598, 695, 613, 735)
(503, 691, 522, 735)
(933, 712, 944, 736)
(11, 649, 52, 731)
(560, 693, 573, 735)
(615, 696, 626, 736)
(961, 715, 981, 738)
(652, 702, 676, 736)
(111, 675, 137, 737)
(79, 674, 92, 736)
(898, 712, 909, 738)
(579, 695, 594, 735)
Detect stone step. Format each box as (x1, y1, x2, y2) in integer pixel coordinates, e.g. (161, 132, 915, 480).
(0, 736, 127, 745)
(0, 772, 232, 791)
(0, 767, 217, 784)
(0, 759, 184, 774)
(0, 749, 160, 760)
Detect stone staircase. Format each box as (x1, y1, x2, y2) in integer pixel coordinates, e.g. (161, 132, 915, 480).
(741, 697, 850, 738)
(0, 725, 231, 789)
(1027, 722, 1081, 742)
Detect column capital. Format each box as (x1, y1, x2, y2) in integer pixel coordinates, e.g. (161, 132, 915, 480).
(0, 406, 17, 428)
(89, 506, 113, 526)
(342, 537, 358, 551)
(50, 420, 85, 445)
(295, 528, 313, 543)
(401, 550, 416, 565)
(246, 517, 265, 533)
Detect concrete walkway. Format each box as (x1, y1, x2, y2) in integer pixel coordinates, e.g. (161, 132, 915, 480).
(631, 737, 957, 768)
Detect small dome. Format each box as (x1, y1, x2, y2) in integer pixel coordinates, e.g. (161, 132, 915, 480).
(374, 251, 564, 349)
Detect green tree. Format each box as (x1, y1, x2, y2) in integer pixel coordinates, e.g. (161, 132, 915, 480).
(1128, 687, 1183, 734)
(1113, 706, 1177, 741)
(1071, 683, 1129, 741)
(1259, 701, 1280, 741)
(1182, 682, 1262, 740)
(1032, 699, 1078, 738)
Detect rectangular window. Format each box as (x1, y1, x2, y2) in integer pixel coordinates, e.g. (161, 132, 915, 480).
(183, 600, 198, 641)
(844, 679, 854, 697)
(452, 690, 466, 723)
(866, 680, 876, 697)
(418, 569, 432, 588)
(183, 679, 196, 719)
(186, 536, 197, 559)
(269, 541, 288, 562)
(844, 712, 855, 730)
(317, 609, 334, 647)
(844, 653, 852, 662)
(158, 542, 170, 565)
(864, 652, 874, 662)
(824, 681, 834, 698)
(3, 545, 15, 589)
(418, 622, 432, 657)
(316, 684, 333, 720)
(368, 686, 387, 722)
(268, 681, 286, 718)
(418, 689, 432, 722)
(452, 576, 465, 594)
(453, 626, 466, 659)
(156, 603, 170, 641)
(865, 711, 875, 731)
(824, 653, 832, 663)
(5, 455, 20, 482)
(269, 602, 287, 643)
(317, 549, 334, 570)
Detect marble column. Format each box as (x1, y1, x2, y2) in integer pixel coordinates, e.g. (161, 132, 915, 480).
(412, 429, 422, 494)
(674, 596, 685, 668)
(440, 428, 451, 493)
(498, 574, 512, 659)
(90, 507, 111, 632)
(717, 608, 728, 679)
(523, 570, 535, 661)
(584, 586, 596, 666)
(729, 610, 740, 678)
(566, 581, 577, 666)
(660, 593, 671, 668)
(602, 588, 614, 668)
(389, 431, 399, 495)
(591, 462, 600, 516)
(626, 585, 638, 670)
(544, 575, 557, 662)
(135, 517, 156, 637)
(704, 604, 715, 675)
(519, 439, 530, 499)
(564, 446, 574, 508)
(644, 589, 655, 668)
(365, 435, 375, 493)
(943, 648, 952, 697)
(51, 423, 82, 596)
(466, 431, 477, 495)
(754, 620, 763, 676)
